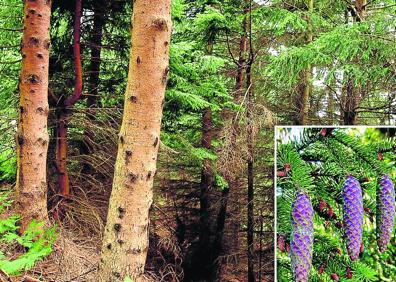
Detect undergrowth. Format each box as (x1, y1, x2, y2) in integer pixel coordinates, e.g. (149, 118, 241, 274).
(0, 192, 56, 276)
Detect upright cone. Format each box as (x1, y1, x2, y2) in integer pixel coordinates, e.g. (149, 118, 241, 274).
(343, 175, 363, 261)
(377, 174, 395, 252)
(291, 192, 314, 282)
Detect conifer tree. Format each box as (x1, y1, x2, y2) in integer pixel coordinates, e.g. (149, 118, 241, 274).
(263, 0, 396, 124)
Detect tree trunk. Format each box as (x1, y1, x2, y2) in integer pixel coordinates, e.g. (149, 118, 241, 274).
(16, 0, 51, 231)
(192, 107, 215, 279)
(258, 209, 263, 281)
(355, 0, 366, 22)
(55, 0, 83, 196)
(343, 0, 366, 125)
(98, 1, 171, 281)
(186, 35, 217, 280)
(246, 61, 255, 282)
(55, 109, 70, 196)
(296, 0, 313, 125)
(343, 79, 358, 125)
(64, 0, 83, 108)
(211, 10, 248, 280)
(81, 2, 105, 172)
(199, 109, 213, 253)
(87, 1, 104, 110)
(326, 85, 334, 124)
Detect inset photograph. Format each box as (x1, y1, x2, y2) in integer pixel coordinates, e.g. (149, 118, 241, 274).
(275, 127, 396, 282)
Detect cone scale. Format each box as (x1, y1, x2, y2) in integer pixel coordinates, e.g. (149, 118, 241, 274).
(377, 174, 395, 252)
(291, 192, 314, 282)
(343, 175, 364, 261)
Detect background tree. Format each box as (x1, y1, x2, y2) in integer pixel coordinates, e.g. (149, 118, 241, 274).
(260, 0, 396, 125)
(0, 0, 21, 184)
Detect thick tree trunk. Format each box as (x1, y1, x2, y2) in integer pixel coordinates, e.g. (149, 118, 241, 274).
(98, 1, 171, 281)
(16, 0, 51, 231)
(296, 0, 313, 125)
(246, 62, 255, 282)
(55, 0, 83, 196)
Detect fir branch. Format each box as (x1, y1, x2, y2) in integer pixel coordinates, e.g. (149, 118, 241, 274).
(329, 130, 388, 175)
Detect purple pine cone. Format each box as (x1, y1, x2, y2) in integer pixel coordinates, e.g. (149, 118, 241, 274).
(343, 175, 363, 261)
(291, 192, 314, 282)
(377, 175, 395, 252)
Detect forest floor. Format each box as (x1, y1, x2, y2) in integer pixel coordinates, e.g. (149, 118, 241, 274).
(0, 188, 100, 282)
(1, 180, 273, 282)
(30, 229, 99, 282)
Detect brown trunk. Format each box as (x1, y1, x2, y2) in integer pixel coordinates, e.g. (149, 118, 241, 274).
(98, 1, 171, 280)
(297, 70, 312, 125)
(55, 0, 83, 196)
(343, 79, 358, 125)
(65, 0, 83, 107)
(246, 61, 255, 282)
(55, 110, 70, 196)
(199, 109, 213, 252)
(211, 10, 248, 280)
(187, 35, 217, 279)
(257, 209, 263, 281)
(327, 86, 334, 124)
(16, 0, 51, 231)
(296, 0, 313, 125)
(190, 107, 215, 280)
(81, 2, 105, 172)
(342, 0, 365, 125)
(87, 1, 104, 110)
(355, 0, 366, 22)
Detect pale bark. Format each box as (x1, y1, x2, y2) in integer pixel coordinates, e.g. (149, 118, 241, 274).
(16, 0, 51, 231)
(98, 1, 171, 280)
